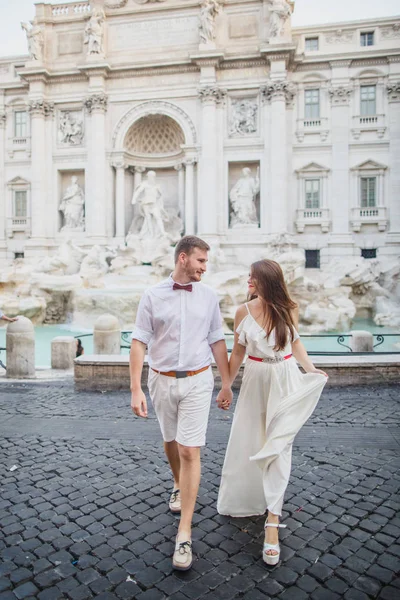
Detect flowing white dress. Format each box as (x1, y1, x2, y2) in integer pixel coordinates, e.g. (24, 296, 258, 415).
(217, 306, 327, 517)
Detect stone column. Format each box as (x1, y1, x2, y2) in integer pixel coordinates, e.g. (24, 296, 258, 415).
(0, 111, 6, 246)
(261, 81, 295, 233)
(387, 82, 400, 235)
(184, 158, 196, 235)
(114, 162, 126, 240)
(328, 85, 352, 236)
(6, 317, 35, 379)
(84, 93, 108, 240)
(93, 314, 121, 355)
(175, 164, 185, 221)
(198, 87, 226, 236)
(28, 99, 54, 240)
(133, 166, 145, 192)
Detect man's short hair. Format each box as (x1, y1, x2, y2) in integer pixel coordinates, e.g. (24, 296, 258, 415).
(174, 236, 210, 264)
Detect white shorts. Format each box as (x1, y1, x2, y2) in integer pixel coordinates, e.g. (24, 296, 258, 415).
(147, 366, 214, 447)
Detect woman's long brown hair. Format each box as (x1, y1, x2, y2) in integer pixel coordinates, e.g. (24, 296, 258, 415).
(249, 259, 297, 351)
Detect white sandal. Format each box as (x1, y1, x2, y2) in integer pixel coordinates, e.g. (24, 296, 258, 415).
(263, 521, 287, 566)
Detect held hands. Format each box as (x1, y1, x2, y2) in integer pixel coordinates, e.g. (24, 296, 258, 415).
(216, 385, 233, 411)
(131, 389, 148, 418)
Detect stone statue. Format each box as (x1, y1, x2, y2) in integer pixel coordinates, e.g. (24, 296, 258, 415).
(59, 177, 85, 231)
(35, 239, 88, 276)
(130, 171, 168, 239)
(21, 20, 44, 61)
(199, 0, 220, 45)
(79, 245, 116, 282)
(229, 99, 258, 136)
(59, 112, 84, 145)
(84, 8, 105, 56)
(268, 0, 291, 39)
(229, 167, 260, 227)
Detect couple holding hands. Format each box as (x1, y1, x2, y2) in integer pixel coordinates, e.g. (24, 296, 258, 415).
(130, 235, 327, 571)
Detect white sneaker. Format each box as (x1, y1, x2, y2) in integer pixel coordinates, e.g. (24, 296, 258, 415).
(172, 538, 193, 571)
(169, 488, 181, 513)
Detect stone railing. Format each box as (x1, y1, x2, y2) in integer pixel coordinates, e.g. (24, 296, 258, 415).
(295, 207, 331, 233)
(51, 2, 91, 17)
(350, 206, 388, 232)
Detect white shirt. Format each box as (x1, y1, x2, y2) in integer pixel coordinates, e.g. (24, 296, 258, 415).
(131, 275, 225, 372)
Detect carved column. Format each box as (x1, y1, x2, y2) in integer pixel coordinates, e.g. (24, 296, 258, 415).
(184, 158, 196, 235)
(84, 93, 108, 240)
(113, 162, 126, 240)
(387, 81, 400, 235)
(328, 85, 352, 235)
(28, 99, 54, 240)
(0, 111, 6, 244)
(198, 86, 226, 236)
(261, 81, 295, 233)
(175, 164, 185, 222)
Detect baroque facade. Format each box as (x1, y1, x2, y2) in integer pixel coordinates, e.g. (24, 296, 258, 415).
(0, 0, 399, 267)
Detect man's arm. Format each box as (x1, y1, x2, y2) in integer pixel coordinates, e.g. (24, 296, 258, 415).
(0, 313, 18, 323)
(212, 340, 233, 411)
(130, 340, 148, 418)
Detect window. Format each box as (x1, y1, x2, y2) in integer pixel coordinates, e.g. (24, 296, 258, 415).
(360, 85, 376, 116)
(14, 111, 27, 138)
(14, 252, 25, 259)
(360, 31, 374, 46)
(361, 177, 376, 207)
(361, 249, 377, 259)
(305, 89, 320, 119)
(305, 179, 320, 209)
(14, 191, 27, 217)
(305, 250, 320, 269)
(305, 37, 319, 51)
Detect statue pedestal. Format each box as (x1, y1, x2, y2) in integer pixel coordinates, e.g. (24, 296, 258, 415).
(231, 223, 259, 231)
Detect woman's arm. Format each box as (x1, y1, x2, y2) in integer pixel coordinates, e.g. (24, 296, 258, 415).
(228, 305, 247, 384)
(291, 306, 327, 377)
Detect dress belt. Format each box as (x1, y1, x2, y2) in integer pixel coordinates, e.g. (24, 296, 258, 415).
(151, 365, 210, 379)
(248, 354, 292, 363)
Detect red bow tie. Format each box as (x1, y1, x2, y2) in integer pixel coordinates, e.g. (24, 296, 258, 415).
(173, 283, 193, 292)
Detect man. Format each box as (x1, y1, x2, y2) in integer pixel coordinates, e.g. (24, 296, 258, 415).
(130, 235, 232, 570)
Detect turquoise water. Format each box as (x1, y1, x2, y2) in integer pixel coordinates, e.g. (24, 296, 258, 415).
(0, 318, 399, 368)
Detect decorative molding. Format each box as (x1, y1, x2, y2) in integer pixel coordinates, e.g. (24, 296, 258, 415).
(111, 160, 128, 169)
(198, 86, 227, 105)
(295, 62, 330, 72)
(387, 81, 400, 103)
(221, 59, 266, 70)
(351, 58, 389, 67)
(84, 93, 108, 113)
(380, 23, 400, 40)
(108, 65, 199, 79)
(325, 29, 354, 44)
(328, 85, 352, 106)
(28, 99, 54, 116)
(229, 98, 258, 137)
(0, 113, 6, 128)
(260, 80, 296, 104)
(105, 0, 128, 8)
(184, 157, 197, 167)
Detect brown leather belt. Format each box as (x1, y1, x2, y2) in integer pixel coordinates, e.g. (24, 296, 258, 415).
(151, 365, 210, 379)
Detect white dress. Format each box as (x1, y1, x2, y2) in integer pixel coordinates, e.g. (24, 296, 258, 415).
(217, 306, 327, 517)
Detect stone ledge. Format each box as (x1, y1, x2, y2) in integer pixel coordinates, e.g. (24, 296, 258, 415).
(74, 354, 400, 391)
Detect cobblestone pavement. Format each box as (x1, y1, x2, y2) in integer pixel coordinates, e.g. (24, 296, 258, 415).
(0, 381, 399, 600)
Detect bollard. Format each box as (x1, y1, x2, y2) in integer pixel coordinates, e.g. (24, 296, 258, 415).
(350, 330, 374, 353)
(93, 314, 121, 355)
(6, 316, 35, 378)
(51, 336, 76, 369)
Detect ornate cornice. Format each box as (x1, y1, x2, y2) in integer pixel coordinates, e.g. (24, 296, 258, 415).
(387, 82, 400, 103)
(325, 29, 354, 44)
(198, 86, 227, 105)
(328, 85, 352, 106)
(0, 113, 6, 128)
(28, 99, 54, 116)
(381, 23, 400, 40)
(84, 93, 108, 113)
(260, 80, 296, 105)
(105, 0, 128, 8)
(184, 157, 197, 167)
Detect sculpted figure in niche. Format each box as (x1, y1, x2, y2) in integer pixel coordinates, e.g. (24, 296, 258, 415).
(199, 0, 220, 44)
(230, 167, 260, 227)
(60, 176, 85, 231)
(84, 8, 105, 55)
(230, 100, 258, 136)
(59, 112, 84, 145)
(268, 0, 291, 38)
(21, 20, 44, 61)
(130, 171, 168, 239)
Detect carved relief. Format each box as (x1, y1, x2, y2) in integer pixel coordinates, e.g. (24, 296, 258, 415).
(268, 0, 292, 39)
(124, 114, 185, 155)
(84, 94, 108, 113)
(198, 86, 227, 105)
(325, 29, 354, 44)
(134, 0, 167, 4)
(21, 20, 44, 61)
(105, 0, 129, 7)
(387, 81, 400, 103)
(199, 0, 220, 45)
(84, 8, 105, 56)
(328, 86, 352, 105)
(229, 99, 258, 137)
(59, 111, 84, 146)
(381, 23, 400, 40)
(0, 114, 6, 128)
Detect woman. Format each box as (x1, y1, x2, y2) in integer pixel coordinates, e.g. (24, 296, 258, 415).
(217, 260, 327, 565)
